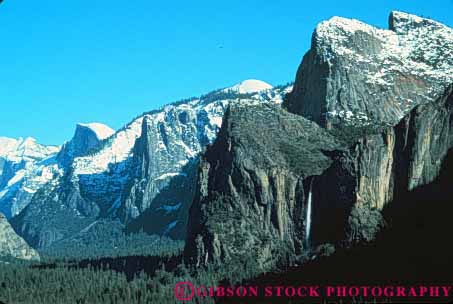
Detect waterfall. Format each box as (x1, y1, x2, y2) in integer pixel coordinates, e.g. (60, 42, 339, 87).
(305, 180, 313, 245)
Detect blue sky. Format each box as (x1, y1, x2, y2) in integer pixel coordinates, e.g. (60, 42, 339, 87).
(1, 0, 452, 145)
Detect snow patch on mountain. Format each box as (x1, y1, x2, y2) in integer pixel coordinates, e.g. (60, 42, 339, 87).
(0, 137, 62, 218)
(309, 11, 453, 124)
(0, 137, 21, 158)
(0, 137, 59, 162)
(225, 79, 273, 94)
(0, 123, 115, 218)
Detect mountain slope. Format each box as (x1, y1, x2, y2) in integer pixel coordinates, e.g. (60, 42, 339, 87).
(121, 84, 291, 238)
(0, 122, 114, 220)
(184, 102, 343, 268)
(219, 150, 453, 304)
(10, 81, 292, 249)
(0, 213, 39, 261)
(0, 137, 60, 218)
(185, 79, 453, 272)
(0, 137, 59, 163)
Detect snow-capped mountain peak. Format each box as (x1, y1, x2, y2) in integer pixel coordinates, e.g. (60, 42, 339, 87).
(1, 82, 292, 239)
(225, 79, 273, 94)
(18, 136, 36, 146)
(56, 122, 115, 167)
(76, 123, 115, 141)
(0, 137, 20, 158)
(0, 122, 114, 219)
(292, 11, 453, 126)
(0, 136, 61, 218)
(0, 136, 59, 162)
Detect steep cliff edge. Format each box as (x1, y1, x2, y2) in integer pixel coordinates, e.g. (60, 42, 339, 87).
(315, 83, 453, 245)
(119, 85, 291, 239)
(185, 84, 453, 270)
(9, 123, 115, 249)
(57, 123, 114, 167)
(119, 114, 201, 238)
(185, 103, 343, 268)
(284, 11, 453, 127)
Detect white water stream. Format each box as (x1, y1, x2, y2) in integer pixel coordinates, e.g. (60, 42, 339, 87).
(305, 182, 313, 244)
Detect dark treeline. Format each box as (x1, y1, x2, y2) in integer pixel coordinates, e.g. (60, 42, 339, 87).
(40, 220, 184, 261)
(0, 240, 264, 304)
(72, 254, 182, 281)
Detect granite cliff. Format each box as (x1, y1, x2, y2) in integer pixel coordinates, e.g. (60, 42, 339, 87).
(185, 82, 453, 270)
(284, 11, 453, 127)
(185, 12, 453, 270)
(185, 103, 342, 268)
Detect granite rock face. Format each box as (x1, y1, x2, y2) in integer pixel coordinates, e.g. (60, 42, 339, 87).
(284, 11, 453, 128)
(185, 83, 453, 269)
(119, 86, 291, 239)
(314, 85, 453, 244)
(184, 103, 343, 268)
(57, 123, 114, 167)
(0, 213, 40, 261)
(119, 110, 204, 238)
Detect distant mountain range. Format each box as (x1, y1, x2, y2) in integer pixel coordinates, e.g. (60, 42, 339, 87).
(0, 79, 292, 254)
(0, 137, 59, 218)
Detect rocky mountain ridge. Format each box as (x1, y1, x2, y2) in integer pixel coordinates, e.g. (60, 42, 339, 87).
(284, 11, 453, 128)
(185, 79, 453, 272)
(0, 137, 60, 218)
(184, 12, 453, 270)
(7, 81, 292, 249)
